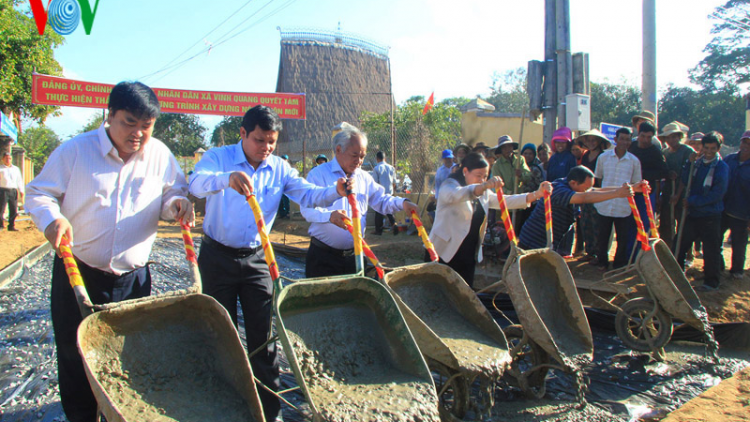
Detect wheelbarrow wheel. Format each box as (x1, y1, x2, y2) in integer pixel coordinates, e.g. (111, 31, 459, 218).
(427, 359, 469, 421)
(615, 298, 673, 353)
(503, 324, 549, 399)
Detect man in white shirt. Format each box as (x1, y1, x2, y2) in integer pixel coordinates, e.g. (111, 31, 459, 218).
(25, 81, 193, 422)
(593, 127, 642, 270)
(0, 148, 24, 231)
(371, 150, 397, 235)
(301, 124, 418, 277)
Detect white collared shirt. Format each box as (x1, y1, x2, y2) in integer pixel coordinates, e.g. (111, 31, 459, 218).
(0, 163, 23, 192)
(594, 149, 642, 217)
(301, 159, 405, 250)
(25, 125, 188, 274)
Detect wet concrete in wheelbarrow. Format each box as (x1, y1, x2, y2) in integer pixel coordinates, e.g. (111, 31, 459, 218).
(0, 238, 748, 421)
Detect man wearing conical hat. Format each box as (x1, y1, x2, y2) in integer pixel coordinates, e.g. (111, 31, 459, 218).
(658, 121, 694, 248)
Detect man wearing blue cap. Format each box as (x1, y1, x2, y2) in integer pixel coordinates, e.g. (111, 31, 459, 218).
(435, 149, 454, 197)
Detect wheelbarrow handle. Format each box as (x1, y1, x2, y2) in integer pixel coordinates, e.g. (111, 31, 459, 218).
(343, 217, 384, 280)
(641, 181, 659, 238)
(411, 210, 439, 262)
(627, 196, 651, 252)
(543, 190, 553, 249)
(496, 191, 517, 245)
(180, 221, 202, 294)
(59, 237, 94, 317)
(346, 189, 365, 275)
(246, 194, 280, 281)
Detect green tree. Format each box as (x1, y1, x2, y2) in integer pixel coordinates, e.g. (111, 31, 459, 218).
(210, 116, 242, 147)
(79, 113, 104, 134)
(690, 0, 750, 91)
(361, 97, 463, 192)
(484, 68, 529, 113)
(658, 85, 745, 146)
(0, 0, 64, 126)
(589, 80, 642, 127)
(17, 126, 61, 175)
(152, 113, 207, 157)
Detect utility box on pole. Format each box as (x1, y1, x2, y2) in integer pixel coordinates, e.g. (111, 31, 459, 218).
(565, 94, 590, 131)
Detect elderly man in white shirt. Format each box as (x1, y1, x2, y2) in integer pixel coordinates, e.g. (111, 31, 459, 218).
(301, 124, 418, 277)
(25, 81, 193, 422)
(593, 127, 643, 271)
(0, 149, 24, 230)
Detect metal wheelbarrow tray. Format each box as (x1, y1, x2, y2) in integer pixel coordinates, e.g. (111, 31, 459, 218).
(635, 239, 710, 331)
(384, 262, 511, 376)
(275, 275, 440, 422)
(503, 245, 594, 370)
(613, 238, 718, 357)
(77, 292, 265, 422)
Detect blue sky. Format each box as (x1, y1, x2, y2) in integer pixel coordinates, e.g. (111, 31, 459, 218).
(34, 0, 726, 139)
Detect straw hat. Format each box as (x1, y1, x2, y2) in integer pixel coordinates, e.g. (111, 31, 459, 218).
(491, 135, 518, 154)
(631, 110, 655, 125)
(658, 122, 687, 139)
(575, 129, 611, 150)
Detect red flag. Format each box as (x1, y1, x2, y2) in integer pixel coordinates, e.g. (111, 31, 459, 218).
(422, 92, 434, 115)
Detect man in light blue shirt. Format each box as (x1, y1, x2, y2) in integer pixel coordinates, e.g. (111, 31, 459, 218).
(434, 148, 454, 197)
(189, 105, 349, 422)
(372, 151, 397, 235)
(301, 124, 418, 277)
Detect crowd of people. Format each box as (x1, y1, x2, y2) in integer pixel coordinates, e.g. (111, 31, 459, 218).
(11, 76, 750, 422)
(433, 110, 750, 294)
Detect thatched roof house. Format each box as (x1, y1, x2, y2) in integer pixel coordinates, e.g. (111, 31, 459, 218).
(275, 28, 393, 161)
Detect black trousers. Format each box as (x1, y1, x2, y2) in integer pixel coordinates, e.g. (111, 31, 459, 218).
(677, 214, 722, 288)
(425, 249, 476, 288)
(597, 214, 634, 269)
(305, 238, 356, 278)
(0, 187, 18, 228)
(373, 211, 395, 234)
(721, 213, 748, 275)
(198, 238, 280, 421)
(51, 256, 150, 422)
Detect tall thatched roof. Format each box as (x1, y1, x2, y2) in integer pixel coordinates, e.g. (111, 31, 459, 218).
(275, 28, 393, 160)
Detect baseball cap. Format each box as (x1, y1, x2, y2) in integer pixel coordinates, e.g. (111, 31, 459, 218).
(441, 149, 454, 159)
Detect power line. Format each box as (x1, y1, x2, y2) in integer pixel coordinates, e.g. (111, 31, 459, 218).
(140, 0, 279, 81)
(147, 0, 297, 84)
(142, 0, 257, 80)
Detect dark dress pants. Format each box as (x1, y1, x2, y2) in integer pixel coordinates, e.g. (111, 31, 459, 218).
(374, 211, 395, 234)
(721, 213, 748, 275)
(677, 214, 722, 288)
(0, 187, 18, 228)
(305, 239, 356, 278)
(597, 214, 634, 269)
(51, 256, 151, 422)
(197, 239, 280, 421)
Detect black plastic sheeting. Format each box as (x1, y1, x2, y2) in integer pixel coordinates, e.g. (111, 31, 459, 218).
(0, 239, 748, 422)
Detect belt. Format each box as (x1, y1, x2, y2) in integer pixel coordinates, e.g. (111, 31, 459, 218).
(310, 237, 354, 257)
(203, 235, 261, 258)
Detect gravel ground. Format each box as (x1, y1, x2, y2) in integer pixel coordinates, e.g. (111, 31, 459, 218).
(1, 238, 748, 422)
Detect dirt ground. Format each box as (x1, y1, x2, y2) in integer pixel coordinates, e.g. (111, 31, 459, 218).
(662, 366, 750, 422)
(0, 217, 47, 269)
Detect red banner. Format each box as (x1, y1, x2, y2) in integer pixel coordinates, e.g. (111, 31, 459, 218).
(32, 74, 306, 120)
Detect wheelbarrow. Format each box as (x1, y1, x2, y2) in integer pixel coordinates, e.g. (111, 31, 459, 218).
(384, 260, 512, 420)
(608, 193, 719, 361)
(244, 193, 441, 422)
(65, 224, 266, 422)
(495, 190, 593, 400)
